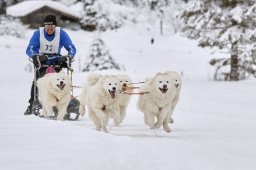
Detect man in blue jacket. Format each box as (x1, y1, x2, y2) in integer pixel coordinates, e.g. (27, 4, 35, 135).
(24, 15, 77, 115)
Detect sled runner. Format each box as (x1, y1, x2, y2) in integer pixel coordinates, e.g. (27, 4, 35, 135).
(30, 55, 80, 121)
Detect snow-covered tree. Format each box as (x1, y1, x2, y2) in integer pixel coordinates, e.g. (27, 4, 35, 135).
(82, 35, 122, 72)
(111, 0, 139, 7)
(80, 0, 134, 31)
(180, 0, 256, 80)
(0, 15, 27, 38)
(0, 0, 23, 14)
(134, 0, 183, 35)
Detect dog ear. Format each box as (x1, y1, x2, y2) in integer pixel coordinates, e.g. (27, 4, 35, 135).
(156, 72, 162, 76)
(99, 75, 106, 82)
(151, 73, 159, 83)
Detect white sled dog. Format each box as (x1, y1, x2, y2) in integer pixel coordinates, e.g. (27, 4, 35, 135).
(79, 73, 121, 132)
(137, 72, 181, 133)
(116, 74, 133, 123)
(37, 72, 71, 120)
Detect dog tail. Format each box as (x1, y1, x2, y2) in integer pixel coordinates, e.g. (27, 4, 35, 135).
(86, 73, 102, 87)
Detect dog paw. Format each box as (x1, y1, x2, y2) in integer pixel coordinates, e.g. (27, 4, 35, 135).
(154, 123, 162, 129)
(163, 126, 171, 133)
(57, 116, 64, 121)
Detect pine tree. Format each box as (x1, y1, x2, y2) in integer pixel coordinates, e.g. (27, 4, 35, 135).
(180, 0, 256, 80)
(82, 34, 121, 72)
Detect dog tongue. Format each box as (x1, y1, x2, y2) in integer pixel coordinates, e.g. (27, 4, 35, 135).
(159, 88, 168, 93)
(110, 91, 116, 99)
(57, 84, 65, 90)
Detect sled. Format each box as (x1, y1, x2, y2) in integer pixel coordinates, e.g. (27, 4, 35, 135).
(30, 55, 80, 121)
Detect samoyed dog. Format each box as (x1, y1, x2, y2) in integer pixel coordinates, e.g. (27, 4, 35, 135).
(137, 72, 181, 133)
(79, 73, 121, 132)
(116, 74, 133, 123)
(37, 72, 71, 120)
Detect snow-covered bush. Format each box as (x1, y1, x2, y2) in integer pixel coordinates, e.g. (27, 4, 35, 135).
(0, 15, 27, 38)
(82, 34, 122, 71)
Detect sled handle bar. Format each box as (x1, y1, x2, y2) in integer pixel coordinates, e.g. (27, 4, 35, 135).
(29, 56, 42, 70)
(36, 56, 42, 70)
(29, 55, 73, 71)
(63, 55, 73, 72)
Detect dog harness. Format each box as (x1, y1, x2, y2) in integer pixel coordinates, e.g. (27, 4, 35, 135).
(39, 27, 60, 55)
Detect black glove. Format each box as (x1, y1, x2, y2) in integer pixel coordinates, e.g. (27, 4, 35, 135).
(59, 55, 73, 62)
(32, 55, 48, 67)
(59, 56, 67, 63)
(39, 55, 48, 62)
(58, 56, 72, 68)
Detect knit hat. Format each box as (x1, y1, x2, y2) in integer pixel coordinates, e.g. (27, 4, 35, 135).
(43, 15, 57, 26)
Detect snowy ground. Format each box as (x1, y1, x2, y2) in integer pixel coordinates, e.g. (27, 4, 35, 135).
(0, 25, 256, 170)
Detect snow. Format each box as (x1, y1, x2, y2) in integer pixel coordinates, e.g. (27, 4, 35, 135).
(230, 5, 243, 23)
(6, 0, 80, 18)
(0, 24, 256, 170)
(70, 2, 84, 17)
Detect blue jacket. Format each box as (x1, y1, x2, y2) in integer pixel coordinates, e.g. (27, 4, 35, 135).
(26, 28, 76, 64)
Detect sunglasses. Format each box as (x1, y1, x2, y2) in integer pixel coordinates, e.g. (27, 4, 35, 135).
(45, 25, 56, 28)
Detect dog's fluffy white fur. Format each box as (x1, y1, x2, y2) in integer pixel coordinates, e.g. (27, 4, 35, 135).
(137, 71, 182, 133)
(37, 72, 71, 120)
(79, 73, 121, 132)
(116, 74, 132, 123)
(165, 71, 182, 123)
(78, 73, 102, 116)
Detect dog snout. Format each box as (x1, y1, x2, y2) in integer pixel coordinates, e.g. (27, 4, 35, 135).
(112, 87, 116, 91)
(163, 84, 167, 88)
(60, 81, 64, 85)
(123, 83, 127, 87)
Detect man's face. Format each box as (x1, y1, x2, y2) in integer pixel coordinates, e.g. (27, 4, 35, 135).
(45, 25, 56, 35)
